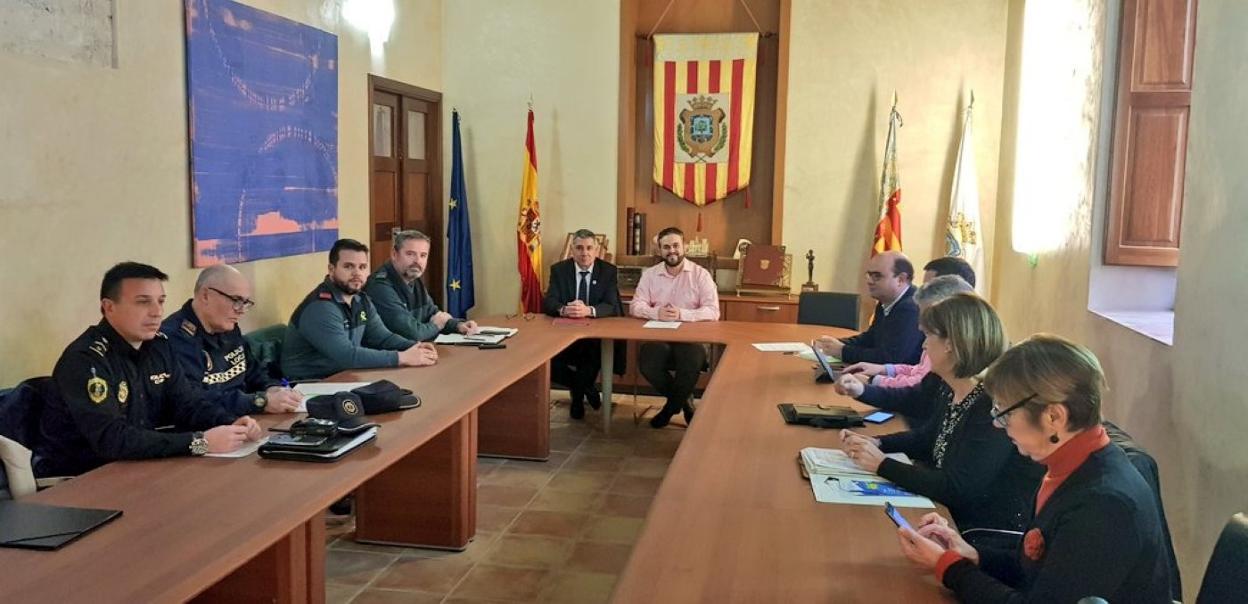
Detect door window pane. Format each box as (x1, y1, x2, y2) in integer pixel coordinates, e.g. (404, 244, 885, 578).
(407, 110, 427, 160)
(373, 104, 393, 157)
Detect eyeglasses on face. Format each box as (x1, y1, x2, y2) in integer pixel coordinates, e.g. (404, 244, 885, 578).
(990, 393, 1037, 428)
(209, 287, 256, 312)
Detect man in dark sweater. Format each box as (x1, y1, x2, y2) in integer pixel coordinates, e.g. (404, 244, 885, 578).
(816, 250, 924, 364)
(365, 230, 479, 342)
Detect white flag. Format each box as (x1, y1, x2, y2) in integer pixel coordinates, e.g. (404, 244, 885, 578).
(946, 100, 985, 293)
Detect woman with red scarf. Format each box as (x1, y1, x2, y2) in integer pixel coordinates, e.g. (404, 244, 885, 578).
(894, 334, 1175, 602)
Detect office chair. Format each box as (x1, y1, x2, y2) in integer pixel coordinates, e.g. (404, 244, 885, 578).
(1196, 512, 1248, 603)
(797, 292, 860, 330)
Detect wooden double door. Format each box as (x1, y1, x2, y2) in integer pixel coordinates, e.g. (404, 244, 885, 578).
(369, 76, 444, 304)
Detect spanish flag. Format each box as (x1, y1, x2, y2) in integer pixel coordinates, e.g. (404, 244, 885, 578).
(872, 96, 903, 256)
(517, 108, 543, 313)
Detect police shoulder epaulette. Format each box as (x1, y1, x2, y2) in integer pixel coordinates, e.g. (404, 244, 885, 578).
(372, 270, 388, 280)
(318, 291, 333, 300)
(180, 319, 197, 336)
(88, 338, 108, 358)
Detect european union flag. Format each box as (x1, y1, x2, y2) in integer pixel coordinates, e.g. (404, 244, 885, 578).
(446, 111, 475, 318)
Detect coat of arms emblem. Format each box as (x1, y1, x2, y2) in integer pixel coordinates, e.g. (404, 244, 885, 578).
(677, 95, 728, 163)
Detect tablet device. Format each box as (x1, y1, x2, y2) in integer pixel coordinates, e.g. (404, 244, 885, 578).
(812, 345, 841, 383)
(885, 502, 912, 530)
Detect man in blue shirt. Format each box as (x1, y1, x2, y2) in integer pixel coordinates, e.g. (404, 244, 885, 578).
(162, 264, 303, 415)
(281, 239, 439, 381)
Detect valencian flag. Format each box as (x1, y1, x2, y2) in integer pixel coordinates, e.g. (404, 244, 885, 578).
(946, 94, 985, 293)
(517, 108, 543, 313)
(872, 94, 903, 255)
(446, 110, 475, 318)
(653, 33, 758, 211)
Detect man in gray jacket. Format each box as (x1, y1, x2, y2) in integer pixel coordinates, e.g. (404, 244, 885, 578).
(364, 230, 479, 342)
(281, 239, 438, 381)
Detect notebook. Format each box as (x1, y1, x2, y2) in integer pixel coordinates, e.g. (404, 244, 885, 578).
(0, 500, 122, 550)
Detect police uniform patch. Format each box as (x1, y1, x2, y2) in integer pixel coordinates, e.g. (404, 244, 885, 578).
(181, 319, 197, 336)
(318, 292, 333, 300)
(149, 372, 170, 385)
(359, 311, 367, 322)
(117, 380, 129, 404)
(87, 368, 108, 404)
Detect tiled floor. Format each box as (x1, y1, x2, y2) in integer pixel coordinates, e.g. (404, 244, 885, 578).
(325, 394, 686, 604)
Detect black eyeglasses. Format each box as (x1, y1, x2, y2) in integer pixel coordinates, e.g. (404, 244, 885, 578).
(991, 393, 1037, 428)
(209, 287, 256, 312)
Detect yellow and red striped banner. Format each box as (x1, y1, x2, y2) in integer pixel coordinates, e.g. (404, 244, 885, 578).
(872, 104, 903, 255)
(517, 108, 543, 313)
(653, 33, 757, 206)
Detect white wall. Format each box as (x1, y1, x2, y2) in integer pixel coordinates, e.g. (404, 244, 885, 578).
(442, 0, 620, 317)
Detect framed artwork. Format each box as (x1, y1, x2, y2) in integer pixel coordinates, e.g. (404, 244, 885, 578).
(185, 0, 339, 266)
(560, 233, 610, 260)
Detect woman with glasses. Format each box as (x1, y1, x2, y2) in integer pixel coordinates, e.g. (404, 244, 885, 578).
(894, 335, 1174, 602)
(838, 294, 1042, 538)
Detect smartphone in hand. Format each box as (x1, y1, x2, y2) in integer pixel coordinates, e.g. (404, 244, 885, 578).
(885, 502, 912, 530)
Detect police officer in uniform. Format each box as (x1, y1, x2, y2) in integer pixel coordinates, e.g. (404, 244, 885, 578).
(281, 239, 439, 381)
(364, 229, 479, 342)
(162, 264, 303, 415)
(35, 262, 262, 477)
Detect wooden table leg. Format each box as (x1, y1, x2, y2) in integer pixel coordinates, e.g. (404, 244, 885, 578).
(354, 411, 478, 550)
(601, 338, 614, 435)
(192, 514, 325, 603)
(478, 363, 551, 460)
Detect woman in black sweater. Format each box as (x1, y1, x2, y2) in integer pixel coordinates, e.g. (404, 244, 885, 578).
(895, 335, 1175, 603)
(838, 294, 1042, 535)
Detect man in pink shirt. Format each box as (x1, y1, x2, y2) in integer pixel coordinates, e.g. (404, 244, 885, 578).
(630, 227, 721, 428)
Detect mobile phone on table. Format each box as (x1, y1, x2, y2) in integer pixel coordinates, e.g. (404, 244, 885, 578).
(885, 502, 912, 530)
(864, 411, 895, 424)
(478, 343, 507, 350)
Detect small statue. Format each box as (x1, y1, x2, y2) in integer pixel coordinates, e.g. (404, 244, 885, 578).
(802, 249, 819, 292)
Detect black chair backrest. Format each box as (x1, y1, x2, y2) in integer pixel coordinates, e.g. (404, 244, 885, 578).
(0, 377, 55, 447)
(1102, 421, 1182, 601)
(1197, 512, 1248, 603)
(797, 292, 860, 330)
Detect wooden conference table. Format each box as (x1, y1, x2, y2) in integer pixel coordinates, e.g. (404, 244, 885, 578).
(0, 317, 948, 603)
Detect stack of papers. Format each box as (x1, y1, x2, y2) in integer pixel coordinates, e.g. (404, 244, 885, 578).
(799, 447, 934, 509)
(752, 342, 812, 353)
(643, 321, 681, 329)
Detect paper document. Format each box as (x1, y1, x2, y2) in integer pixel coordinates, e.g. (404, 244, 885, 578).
(752, 342, 812, 353)
(205, 437, 269, 458)
(799, 447, 934, 509)
(643, 321, 681, 329)
(435, 333, 507, 345)
(293, 382, 372, 412)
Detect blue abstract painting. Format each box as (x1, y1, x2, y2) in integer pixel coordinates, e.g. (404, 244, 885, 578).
(185, 0, 338, 266)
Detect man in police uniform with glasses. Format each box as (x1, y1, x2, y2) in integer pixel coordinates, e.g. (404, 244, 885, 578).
(162, 264, 303, 415)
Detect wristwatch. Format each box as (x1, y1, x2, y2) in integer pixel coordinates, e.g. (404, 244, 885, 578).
(190, 432, 209, 456)
(253, 393, 267, 410)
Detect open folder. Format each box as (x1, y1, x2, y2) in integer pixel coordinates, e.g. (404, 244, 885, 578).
(0, 500, 122, 550)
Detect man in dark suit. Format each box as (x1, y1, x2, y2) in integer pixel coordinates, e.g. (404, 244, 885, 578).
(542, 229, 623, 419)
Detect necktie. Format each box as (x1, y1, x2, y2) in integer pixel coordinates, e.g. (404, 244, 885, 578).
(577, 271, 589, 304)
